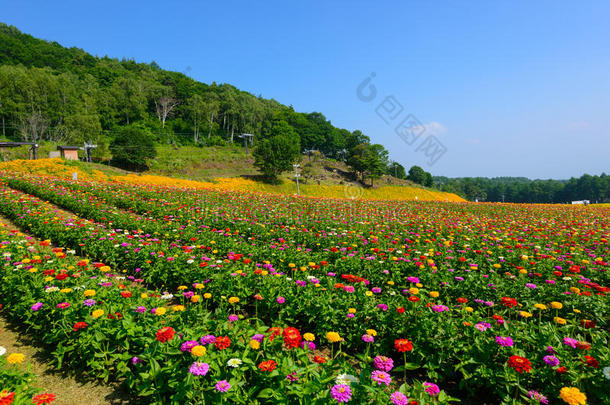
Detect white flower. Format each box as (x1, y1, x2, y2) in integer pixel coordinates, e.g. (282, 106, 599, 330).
(45, 286, 59, 293)
(603, 366, 610, 380)
(227, 358, 242, 368)
(186, 259, 194, 264)
(335, 373, 359, 385)
(0, 346, 6, 356)
(161, 293, 174, 300)
(563, 277, 572, 281)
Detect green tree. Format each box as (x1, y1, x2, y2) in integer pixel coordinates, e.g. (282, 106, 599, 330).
(408, 165, 427, 185)
(253, 121, 300, 181)
(110, 125, 156, 171)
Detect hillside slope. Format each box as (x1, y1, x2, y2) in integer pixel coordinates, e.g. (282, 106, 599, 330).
(0, 157, 466, 202)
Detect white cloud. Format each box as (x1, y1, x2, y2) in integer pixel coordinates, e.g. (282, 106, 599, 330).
(423, 121, 447, 135)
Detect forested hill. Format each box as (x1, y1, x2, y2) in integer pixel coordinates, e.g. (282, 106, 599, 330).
(1, 22, 396, 174)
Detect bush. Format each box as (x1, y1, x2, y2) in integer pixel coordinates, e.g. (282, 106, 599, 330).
(110, 126, 157, 172)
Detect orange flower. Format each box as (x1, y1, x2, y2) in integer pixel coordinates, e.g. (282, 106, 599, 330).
(258, 360, 277, 372)
(214, 336, 231, 350)
(32, 393, 57, 405)
(394, 339, 413, 353)
(155, 326, 175, 343)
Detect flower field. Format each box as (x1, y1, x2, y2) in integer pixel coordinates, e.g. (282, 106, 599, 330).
(0, 171, 608, 404)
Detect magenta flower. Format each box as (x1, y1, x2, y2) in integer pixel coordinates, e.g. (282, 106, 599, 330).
(31, 302, 42, 311)
(495, 336, 514, 347)
(543, 355, 559, 367)
(200, 335, 216, 344)
(228, 314, 239, 322)
(330, 384, 352, 403)
(390, 392, 409, 405)
(371, 370, 392, 386)
(563, 337, 578, 348)
(180, 341, 199, 352)
(277, 296, 285, 304)
(424, 382, 440, 396)
(371, 287, 381, 293)
(215, 379, 230, 392)
(189, 362, 210, 376)
(528, 390, 549, 404)
(362, 334, 374, 343)
(56, 302, 70, 309)
(432, 304, 449, 312)
(373, 356, 394, 372)
(286, 372, 299, 382)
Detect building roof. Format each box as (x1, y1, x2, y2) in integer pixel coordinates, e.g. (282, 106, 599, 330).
(0, 142, 38, 148)
(57, 145, 82, 150)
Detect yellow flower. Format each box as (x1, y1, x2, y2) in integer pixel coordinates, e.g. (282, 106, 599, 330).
(84, 289, 96, 297)
(409, 287, 419, 295)
(191, 295, 200, 303)
(204, 293, 212, 299)
(573, 309, 581, 314)
(194, 283, 204, 289)
(303, 333, 315, 341)
(366, 329, 377, 337)
(519, 311, 533, 318)
(559, 387, 587, 405)
(554, 317, 567, 325)
(249, 340, 260, 350)
(387, 280, 395, 286)
(92, 309, 104, 319)
(44, 276, 53, 282)
(172, 305, 185, 312)
(519, 269, 527, 274)
(415, 283, 423, 288)
(348, 308, 357, 314)
(177, 285, 187, 291)
(326, 332, 343, 343)
(365, 291, 373, 297)
(190, 345, 206, 357)
(465, 307, 473, 312)
(551, 301, 563, 309)
(570, 287, 580, 294)
(493, 263, 501, 268)
(29, 268, 38, 273)
(155, 307, 167, 316)
(141, 293, 148, 299)
(60, 288, 72, 293)
(7, 353, 25, 364)
(534, 303, 547, 310)
(228, 297, 240, 304)
(429, 291, 439, 298)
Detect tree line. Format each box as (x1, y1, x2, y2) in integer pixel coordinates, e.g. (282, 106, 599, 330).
(434, 174, 610, 203)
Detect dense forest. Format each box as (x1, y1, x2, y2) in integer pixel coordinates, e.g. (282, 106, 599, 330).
(0, 22, 401, 183)
(434, 174, 610, 204)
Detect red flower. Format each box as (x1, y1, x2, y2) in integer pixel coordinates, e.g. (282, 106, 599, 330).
(120, 291, 132, 298)
(576, 341, 591, 351)
(258, 359, 277, 372)
(396, 307, 405, 314)
(55, 274, 68, 281)
(0, 391, 15, 405)
(254, 294, 263, 300)
(408, 296, 420, 302)
(500, 297, 518, 308)
(457, 297, 468, 304)
(313, 356, 326, 364)
(580, 319, 595, 329)
(155, 326, 175, 343)
(268, 327, 282, 342)
(282, 327, 302, 349)
(214, 336, 231, 350)
(73, 322, 88, 332)
(583, 355, 599, 368)
(507, 355, 532, 374)
(556, 366, 568, 374)
(32, 393, 57, 405)
(394, 339, 413, 353)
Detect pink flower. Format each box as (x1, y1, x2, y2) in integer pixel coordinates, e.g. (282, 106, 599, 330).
(277, 296, 285, 304)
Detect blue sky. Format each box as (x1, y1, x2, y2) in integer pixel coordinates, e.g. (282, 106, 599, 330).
(2, 1, 609, 178)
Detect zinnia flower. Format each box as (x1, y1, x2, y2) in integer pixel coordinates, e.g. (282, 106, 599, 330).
(189, 362, 209, 376)
(559, 387, 586, 405)
(390, 391, 409, 405)
(330, 384, 352, 403)
(326, 332, 343, 343)
(371, 370, 392, 386)
(214, 336, 231, 350)
(373, 356, 394, 372)
(507, 355, 532, 374)
(215, 380, 231, 392)
(423, 382, 440, 396)
(543, 355, 560, 367)
(155, 326, 175, 343)
(258, 359, 277, 372)
(6, 353, 24, 364)
(394, 339, 413, 352)
(32, 393, 56, 405)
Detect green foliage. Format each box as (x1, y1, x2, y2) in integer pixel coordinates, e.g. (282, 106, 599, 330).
(109, 126, 156, 171)
(408, 165, 433, 187)
(0, 22, 398, 178)
(435, 173, 610, 203)
(253, 121, 300, 181)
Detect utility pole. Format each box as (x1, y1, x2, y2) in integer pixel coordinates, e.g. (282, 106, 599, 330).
(239, 134, 254, 154)
(293, 164, 301, 195)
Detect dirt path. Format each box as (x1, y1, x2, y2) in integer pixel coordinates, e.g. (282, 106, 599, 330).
(0, 215, 131, 405)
